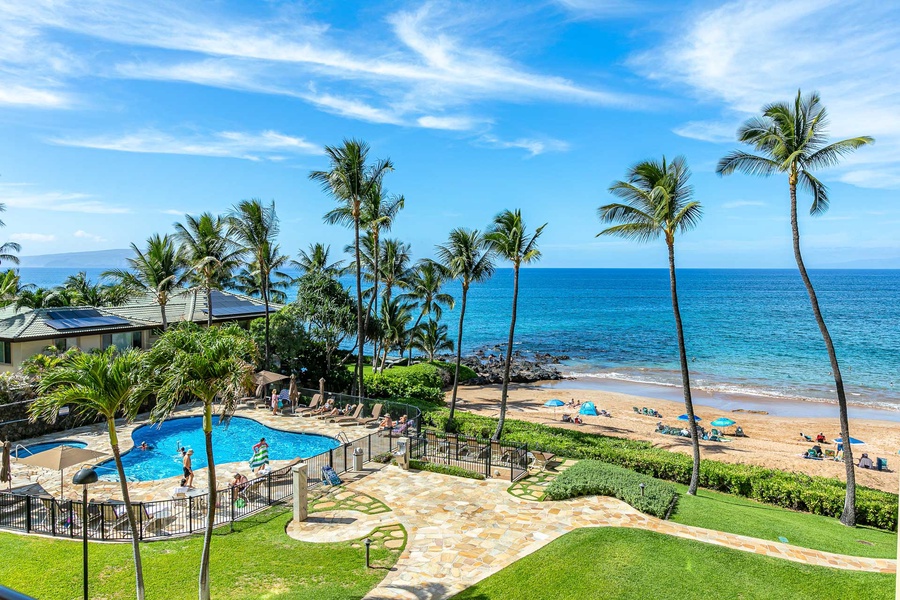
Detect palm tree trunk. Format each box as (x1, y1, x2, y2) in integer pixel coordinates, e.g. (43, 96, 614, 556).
(108, 421, 145, 600)
(448, 286, 468, 421)
(159, 298, 168, 332)
(354, 215, 365, 399)
(408, 311, 425, 364)
(493, 266, 519, 441)
(667, 240, 700, 494)
(199, 402, 216, 600)
(262, 276, 270, 370)
(206, 286, 212, 328)
(789, 177, 856, 526)
(372, 231, 380, 369)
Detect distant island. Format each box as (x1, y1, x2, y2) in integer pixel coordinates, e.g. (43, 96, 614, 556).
(15, 248, 133, 269)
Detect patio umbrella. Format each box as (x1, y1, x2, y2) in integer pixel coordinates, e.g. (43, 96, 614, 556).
(710, 417, 736, 428)
(289, 374, 299, 412)
(833, 437, 865, 445)
(0, 441, 10, 490)
(17, 445, 108, 498)
(544, 398, 565, 418)
(253, 370, 289, 387)
(677, 414, 701, 422)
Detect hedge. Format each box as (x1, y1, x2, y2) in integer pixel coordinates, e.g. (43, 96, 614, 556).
(365, 364, 445, 403)
(545, 460, 677, 518)
(422, 408, 898, 531)
(409, 459, 486, 480)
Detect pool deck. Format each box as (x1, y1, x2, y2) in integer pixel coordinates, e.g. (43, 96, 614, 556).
(5, 404, 377, 502)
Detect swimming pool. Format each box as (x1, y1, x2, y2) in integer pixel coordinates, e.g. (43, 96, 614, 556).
(96, 416, 340, 482)
(14, 440, 87, 459)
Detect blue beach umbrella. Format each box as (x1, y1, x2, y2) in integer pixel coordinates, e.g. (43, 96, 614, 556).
(579, 402, 599, 417)
(544, 399, 565, 407)
(678, 414, 701, 422)
(833, 437, 865, 445)
(710, 418, 736, 428)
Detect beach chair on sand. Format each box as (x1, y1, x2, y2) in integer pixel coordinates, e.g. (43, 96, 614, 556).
(876, 458, 889, 471)
(633, 406, 640, 414)
(800, 433, 813, 442)
(734, 426, 746, 437)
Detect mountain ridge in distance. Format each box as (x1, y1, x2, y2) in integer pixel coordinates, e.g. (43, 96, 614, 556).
(16, 249, 132, 269)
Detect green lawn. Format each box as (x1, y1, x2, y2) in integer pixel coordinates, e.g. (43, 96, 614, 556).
(452, 528, 893, 600)
(670, 483, 897, 559)
(0, 508, 402, 600)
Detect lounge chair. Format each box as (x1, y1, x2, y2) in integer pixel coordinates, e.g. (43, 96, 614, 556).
(297, 393, 321, 410)
(331, 404, 364, 423)
(297, 395, 322, 416)
(876, 457, 889, 471)
(349, 403, 383, 427)
(530, 450, 558, 471)
(632, 406, 641, 414)
(142, 504, 174, 536)
(457, 439, 483, 459)
(800, 433, 813, 442)
(734, 426, 746, 437)
(425, 431, 449, 456)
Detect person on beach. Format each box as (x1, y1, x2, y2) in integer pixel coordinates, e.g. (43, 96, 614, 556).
(183, 449, 195, 488)
(230, 473, 249, 501)
(271, 389, 279, 415)
(816, 432, 826, 443)
(379, 414, 394, 431)
(250, 438, 270, 475)
(858, 453, 874, 469)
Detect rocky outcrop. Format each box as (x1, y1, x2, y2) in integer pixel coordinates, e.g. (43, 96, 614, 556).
(439, 347, 567, 385)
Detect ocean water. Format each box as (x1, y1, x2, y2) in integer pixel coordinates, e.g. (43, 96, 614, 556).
(15, 267, 900, 411)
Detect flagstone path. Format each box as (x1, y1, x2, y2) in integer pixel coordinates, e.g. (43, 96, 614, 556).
(286, 466, 896, 600)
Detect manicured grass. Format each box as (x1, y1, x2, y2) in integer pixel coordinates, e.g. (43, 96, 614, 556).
(452, 528, 893, 600)
(670, 483, 897, 559)
(0, 507, 401, 600)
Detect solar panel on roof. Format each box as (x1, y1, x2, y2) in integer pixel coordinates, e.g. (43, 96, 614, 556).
(205, 291, 267, 318)
(46, 309, 131, 331)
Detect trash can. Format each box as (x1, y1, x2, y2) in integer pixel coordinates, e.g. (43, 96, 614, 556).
(352, 447, 364, 471)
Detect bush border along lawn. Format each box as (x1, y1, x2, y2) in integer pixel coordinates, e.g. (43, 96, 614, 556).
(451, 527, 894, 600)
(409, 459, 486, 480)
(545, 460, 677, 518)
(421, 408, 898, 530)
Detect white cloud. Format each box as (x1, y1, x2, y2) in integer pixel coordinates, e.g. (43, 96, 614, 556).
(635, 0, 900, 188)
(553, 0, 645, 18)
(73, 230, 105, 242)
(161, 209, 186, 215)
(50, 128, 320, 161)
(10, 232, 55, 242)
(0, 184, 129, 214)
(722, 200, 766, 209)
(672, 120, 737, 143)
(479, 135, 571, 156)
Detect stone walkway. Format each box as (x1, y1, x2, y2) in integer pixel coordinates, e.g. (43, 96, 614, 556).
(285, 466, 896, 600)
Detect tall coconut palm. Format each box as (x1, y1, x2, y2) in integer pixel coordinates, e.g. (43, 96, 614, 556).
(0, 269, 31, 308)
(105, 234, 187, 330)
(61, 272, 109, 306)
(174, 213, 242, 327)
(716, 90, 873, 523)
(230, 263, 291, 304)
(146, 323, 256, 600)
(435, 229, 495, 421)
(378, 298, 413, 370)
(311, 139, 393, 398)
(486, 210, 546, 441)
(599, 156, 702, 493)
(0, 204, 21, 266)
(30, 349, 151, 600)
(411, 319, 454, 362)
(14, 287, 70, 311)
(291, 243, 346, 278)
(400, 260, 455, 362)
(227, 200, 285, 369)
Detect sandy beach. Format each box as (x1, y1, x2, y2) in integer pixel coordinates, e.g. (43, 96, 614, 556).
(451, 380, 900, 494)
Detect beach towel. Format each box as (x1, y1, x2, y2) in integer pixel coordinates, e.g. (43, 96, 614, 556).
(249, 444, 269, 470)
(322, 465, 342, 486)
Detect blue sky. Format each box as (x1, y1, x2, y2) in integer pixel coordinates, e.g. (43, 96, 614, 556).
(0, 0, 898, 268)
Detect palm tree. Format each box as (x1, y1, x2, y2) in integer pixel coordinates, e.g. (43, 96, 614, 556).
(716, 90, 873, 523)
(227, 199, 285, 369)
(311, 139, 393, 398)
(435, 228, 495, 421)
(400, 260, 455, 362)
(14, 287, 70, 311)
(291, 243, 346, 278)
(61, 272, 108, 306)
(230, 264, 291, 304)
(174, 213, 242, 327)
(146, 323, 256, 600)
(378, 298, 413, 370)
(486, 210, 546, 441)
(105, 234, 187, 330)
(599, 156, 702, 493)
(411, 319, 454, 362)
(0, 269, 30, 307)
(29, 349, 151, 600)
(0, 204, 21, 266)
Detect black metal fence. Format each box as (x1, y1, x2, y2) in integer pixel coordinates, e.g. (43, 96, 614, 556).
(409, 429, 530, 482)
(290, 387, 422, 429)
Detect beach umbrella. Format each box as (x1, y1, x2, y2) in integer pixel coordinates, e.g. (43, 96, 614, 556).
(833, 437, 865, 445)
(677, 414, 701, 422)
(18, 445, 108, 498)
(710, 417, 736, 429)
(544, 398, 565, 418)
(253, 370, 289, 387)
(579, 402, 599, 416)
(0, 441, 10, 490)
(289, 374, 299, 412)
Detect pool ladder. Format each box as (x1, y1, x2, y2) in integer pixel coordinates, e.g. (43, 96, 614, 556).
(336, 432, 350, 446)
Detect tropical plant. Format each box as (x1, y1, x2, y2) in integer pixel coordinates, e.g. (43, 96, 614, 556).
(0, 204, 21, 266)
(104, 234, 187, 330)
(486, 209, 546, 441)
(598, 155, 702, 494)
(227, 199, 286, 369)
(310, 139, 393, 398)
(29, 349, 151, 600)
(145, 323, 257, 600)
(13, 287, 71, 311)
(0, 269, 30, 308)
(411, 319, 454, 362)
(400, 260, 455, 362)
(290, 243, 346, 278)
(434, 228, 495, 421)
(377, 297, 413, 371)
(174, 213, 243, 327)
(295, 272, 356, 371)
(716, 90, 873, 524)
(229, 265, 291, 304)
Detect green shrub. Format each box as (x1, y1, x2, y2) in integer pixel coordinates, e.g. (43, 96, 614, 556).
(409, 459, 486, 480)
(365, 364, 445, 403)
(546, 460, 677, 518)
(428, 360, 478, 383)
(420, 408, 898, 530)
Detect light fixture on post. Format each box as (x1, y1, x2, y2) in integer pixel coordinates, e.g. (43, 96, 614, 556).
(364, 537, 372, 569)
(639, 482, 645, 497)
(73, 466, 98, 600)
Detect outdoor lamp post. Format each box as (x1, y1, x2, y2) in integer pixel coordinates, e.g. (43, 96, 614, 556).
(639, 483, 645, 497)
(364, 537, 372, 568)
(72, 466, 98, 600)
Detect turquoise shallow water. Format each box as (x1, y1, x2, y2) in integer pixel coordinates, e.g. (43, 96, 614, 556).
(20, 267, 900, 410)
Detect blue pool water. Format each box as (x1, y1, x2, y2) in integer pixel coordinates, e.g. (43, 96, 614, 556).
(15, 440, 87, 459)
(97, 416, 340, 482)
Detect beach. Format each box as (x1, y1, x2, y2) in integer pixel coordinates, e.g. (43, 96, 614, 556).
(451, 380, 900, 494)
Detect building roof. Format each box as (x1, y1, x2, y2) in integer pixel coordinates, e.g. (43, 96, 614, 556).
(0, 289, 280, 342)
